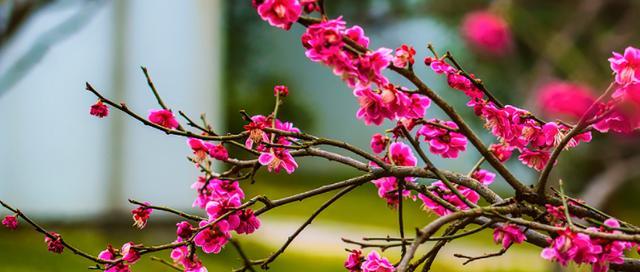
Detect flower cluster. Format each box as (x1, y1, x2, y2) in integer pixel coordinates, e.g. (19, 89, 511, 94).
(371, 142, 417, 207)
(244, 114, 301, 174)
(418, 169, 495, 216)
(300, 17, 433, 126)
(345, 250, 395, 272)
(417, 120, 467, 159)
(98, 243, 142, 272)
(188, 138, 228, 162)
(541, 219, 633, 272)
(425, 57, 594, 170)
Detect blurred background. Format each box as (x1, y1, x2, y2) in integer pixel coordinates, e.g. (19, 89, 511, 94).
(0, 0, 639, 271)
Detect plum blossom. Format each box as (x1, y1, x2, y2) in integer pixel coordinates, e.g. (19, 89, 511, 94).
(344, 249, 363, 272)
(274, 85, 289, 97)
(176, 221, 194, 239)
(194, 221, 231, 254)
(372, 177, 413, 208)
(417, 120, 467, 159)
(361, 250, 395, 272)
(148, 109, 179, 129)
(256, 0, 302, 30)
(370, 133, 389, 154)
(131, 202, 153, 229)
(44, 232, 64, 254)
(258, 148, 298, 174)
(192, 177, 245, 209)
(354, 87, 391, 126)
(188, 138, 213, 162)
(236, 209, 261, 235)
(393, 44, 416, 68)
(388, 142, 417, 167)
(518, 149, 551, 171)
(461, 11, 512, 56)
(205, 194, 242, 229)
(120, 242, 140, 264)
(590, 219, 633, 272)
(493, 224, 526, 249)
(90, 100, 109, 118)
(418, 181, 481, 216)
(244, 115, 271, 150)
(609, 46, 640, 85)
(406, 93, 431, 119)
(2, 215, 18, 230)
(171, 246, 208, 272)
(208, 144, 229, 161)
(471, 169, 496, 185)
(489, 143, 514, 162)
(541, 228, 602, 267)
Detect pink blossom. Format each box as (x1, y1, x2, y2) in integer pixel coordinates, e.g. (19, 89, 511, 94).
(393, 44, 416, 68)
(344, 249, 363, 272)
(609, 46, 640, 85)
(355, 48, 392, 88)
(406, 93, 431, 119)
(372, 177, 413, 208)
(44, 232, 64, 254)
(588, 219, 632, 272)
(121, 242, 140, 264)
(171, 246, 207, 272)
(90, 100, 109, 118)
(194, 221, 231, 254)
(418, 181, 480, 216)
(274, 85, 289, 97)
(244, 115, 271, 150)
(258, 148, 298, 174)
(417, 120, 467, 159)
(188, 138, 213, 162)
(489, 143, 514, 162)
(205, 194, 242, 229)
(354, 87, 388, 126)
(388, 142, 417, 167)
(471, 169, 496, 185)
(481, 103, 516, 141)
(236, 209, 261, 235)
(131, 202, 153, 229)
(191, 177, 245, 209)
(370, 133, 389, 154)
(380, 84, 412, 118)
(518, 149, 551, 171)
(208, 144, 229, 161)
(148, 109, 179, 129)
(98, 244, 117, 261)
(176, 221, 194, 239)
(302, 18, 347, 63)
(461, 11, 512, 56)
(493, 224, 526, 249)
(105, 263, 131, 272)
(345, 26, 369, 48)
(541, 228, 602, 267)
(256, 0, 302, 30)
(361, 251, 395, 272)
(2, 215, 18, 230)
(537, 81, 597, 120)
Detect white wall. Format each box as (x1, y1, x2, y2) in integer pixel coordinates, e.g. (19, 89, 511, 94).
(0, 0, 223, 218)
